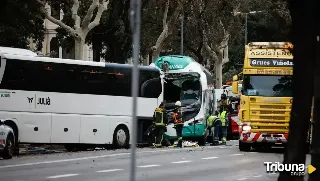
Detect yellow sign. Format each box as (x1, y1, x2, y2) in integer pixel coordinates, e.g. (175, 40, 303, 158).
(249, 50, 292, 56)
(308, 164, 316, 174)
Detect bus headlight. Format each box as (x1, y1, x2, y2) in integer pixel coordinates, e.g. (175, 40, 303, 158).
(242, 125, 251, 131)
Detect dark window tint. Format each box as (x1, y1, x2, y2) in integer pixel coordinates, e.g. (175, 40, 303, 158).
(0, 59, 162, 98)
(242, 75, 292, 97)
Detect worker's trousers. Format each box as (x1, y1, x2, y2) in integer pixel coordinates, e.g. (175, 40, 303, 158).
(154, 125, 166, 147)
(212, 120, 227, 144)
(174, 124, 184, 147)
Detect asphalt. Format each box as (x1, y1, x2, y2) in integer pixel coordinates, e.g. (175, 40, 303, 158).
(0, 141, 311, 181)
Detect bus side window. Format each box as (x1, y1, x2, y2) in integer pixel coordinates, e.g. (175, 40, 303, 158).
(0, 59, 28, 91)
(139, 70, 161, 98)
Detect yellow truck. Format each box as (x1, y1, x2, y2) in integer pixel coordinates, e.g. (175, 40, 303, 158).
(232, 42, 294, 151)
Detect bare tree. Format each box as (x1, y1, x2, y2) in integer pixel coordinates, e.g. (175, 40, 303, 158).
(36, 0, 110, 60)
(150, 0, 183, 62)
(202, 1, 240, 88)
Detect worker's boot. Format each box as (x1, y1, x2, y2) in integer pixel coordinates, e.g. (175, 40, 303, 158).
(211, 141, 219, 146)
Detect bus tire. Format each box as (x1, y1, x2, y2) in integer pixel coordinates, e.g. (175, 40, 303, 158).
(113, 125, 130, 149)
(2, 133, 14, 159)
(239, 140, 251, 152)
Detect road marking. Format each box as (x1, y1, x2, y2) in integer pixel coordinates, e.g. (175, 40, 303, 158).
(46, 174, 79, 179)
(171, 160, 192, 164)
(253, 175, 263, 177)
(229, 153, 244, 156)
(96, 169, 123, 173)
(0, 149, 179, 169)
(201, 157, 219, 160)
(138, 164, 161, 168)
(237, 178, 248, 180)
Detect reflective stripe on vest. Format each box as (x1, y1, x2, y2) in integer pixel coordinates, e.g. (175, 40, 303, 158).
(155, 108, 164, 124)
(174, 109, 184, 124)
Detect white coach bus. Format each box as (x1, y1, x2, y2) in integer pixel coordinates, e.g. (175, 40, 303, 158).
(0, 49, 162, 151)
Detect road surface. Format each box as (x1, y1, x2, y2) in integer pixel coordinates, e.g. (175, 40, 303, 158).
(0, 141, 311, 181)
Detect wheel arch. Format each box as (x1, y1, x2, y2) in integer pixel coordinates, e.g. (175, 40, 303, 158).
(3, 119, 18, 145)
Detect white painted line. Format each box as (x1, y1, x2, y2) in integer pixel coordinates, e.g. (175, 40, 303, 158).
(229, 153, 244, 156)
(46, 174, 79, 179)
(138, 164, 161, 168)
(237, 178, 248, 180)
(96, 169, 123, 173)
(0, 149, 178, 169)
(253, 175, 263, 178)
(171, 160, 192, 164)
(218, 147, 225, 148)
(201, 157, 219, 160)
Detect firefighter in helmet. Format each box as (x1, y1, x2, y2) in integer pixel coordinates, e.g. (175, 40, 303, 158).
(152, 101, 168, 147)
(173, 101, 184, 147)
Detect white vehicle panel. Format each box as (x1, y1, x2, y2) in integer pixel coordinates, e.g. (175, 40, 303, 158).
(19, 113, 51, 143)
(51, 114, 81, 143)
(0, 90, 157, 118)
(80, 115, 111, 144)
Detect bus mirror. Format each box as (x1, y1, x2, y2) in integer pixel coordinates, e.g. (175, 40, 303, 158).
(233, 75, 238, 81)
(232, 82, 238, 94)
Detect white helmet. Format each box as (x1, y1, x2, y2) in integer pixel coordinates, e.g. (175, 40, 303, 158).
(175, 101, 182, 107)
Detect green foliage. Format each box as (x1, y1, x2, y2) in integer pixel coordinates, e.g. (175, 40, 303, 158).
(0, 0, 44, 50)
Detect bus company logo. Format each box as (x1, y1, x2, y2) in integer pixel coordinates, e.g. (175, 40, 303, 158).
(264, 162, 306, 176)
(37, 97, 51, 106)
(27, 97, 34, 104)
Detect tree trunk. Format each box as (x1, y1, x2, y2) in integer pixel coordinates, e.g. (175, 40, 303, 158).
(92, 38, 102, 62)
(278, 0, 315, 180)
(215, 60, 223, 88)
(152, 47, 162, 62)
(74, 37, 85, 60)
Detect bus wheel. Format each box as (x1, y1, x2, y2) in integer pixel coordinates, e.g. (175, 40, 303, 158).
(239, 140, 251, 152)
(113, 125, 130, 149)
(2, 134, 14, 159)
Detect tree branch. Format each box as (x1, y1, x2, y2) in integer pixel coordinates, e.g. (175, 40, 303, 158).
(163, 0, 170, 28)
(88, 0, 109, 31)
(82, 0, 99, 28)
(36, 0, 78, 37)
(72, 0, 81, 30)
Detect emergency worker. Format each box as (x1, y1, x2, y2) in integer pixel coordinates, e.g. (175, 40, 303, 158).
(152, 101, 168, 147)
(210, 111, 222, 146)
(219, 93, 228, 112)
(207, 111, 219, 144)
(173, 101, 184, 147)
(217, 107, 228, 145)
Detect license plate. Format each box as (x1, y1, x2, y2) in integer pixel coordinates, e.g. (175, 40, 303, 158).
(266, 137, 275, 140)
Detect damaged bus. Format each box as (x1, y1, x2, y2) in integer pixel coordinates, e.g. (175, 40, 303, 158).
(150, 55, 215, 145)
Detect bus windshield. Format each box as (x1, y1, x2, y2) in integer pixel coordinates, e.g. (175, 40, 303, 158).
(242, 75, 292, 97)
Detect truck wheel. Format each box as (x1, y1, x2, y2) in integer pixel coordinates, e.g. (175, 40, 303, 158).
(239, 140, 251, 152)
(2, 134, 14, 159)
(113, 125, 130, 149)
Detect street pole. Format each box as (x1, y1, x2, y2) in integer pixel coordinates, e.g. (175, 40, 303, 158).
(180, 14, 184, 55)
(245, 13, 248, 46)
(129, 0, 141, 181)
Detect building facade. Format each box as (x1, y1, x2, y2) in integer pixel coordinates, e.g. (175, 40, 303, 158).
(30, 3, 94, 61)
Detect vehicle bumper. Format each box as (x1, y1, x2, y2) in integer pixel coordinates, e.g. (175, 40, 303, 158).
(240, 132, 288, 143)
